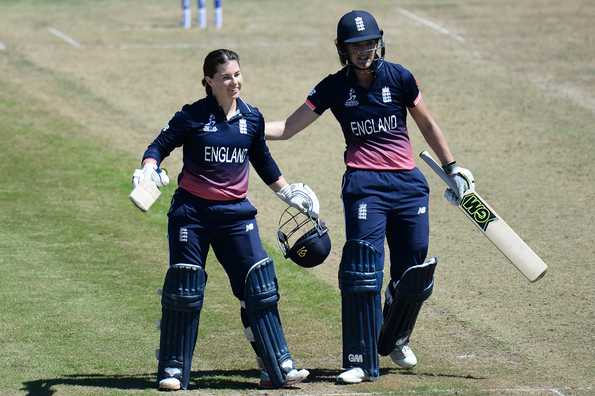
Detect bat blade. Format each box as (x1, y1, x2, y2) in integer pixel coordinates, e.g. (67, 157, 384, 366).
(457, 191, 547, 282)
(419, 151, 547, 282)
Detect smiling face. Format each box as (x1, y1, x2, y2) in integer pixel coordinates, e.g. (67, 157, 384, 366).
(205, 60, 242, 103)
(345, 39, 379, 69)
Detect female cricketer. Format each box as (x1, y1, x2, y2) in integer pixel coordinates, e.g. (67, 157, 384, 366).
(266, 10, 475, 384)
(132, 49, 317, 391)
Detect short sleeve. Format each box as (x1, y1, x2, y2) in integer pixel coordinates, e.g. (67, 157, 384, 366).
(305, 75, 335, 115)
(401, 69, 421, 108)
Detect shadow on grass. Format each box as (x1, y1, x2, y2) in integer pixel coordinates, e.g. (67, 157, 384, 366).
(399, 370, 487, 380)
(22, 367, 484, 395)
(22, 369, 261, 396)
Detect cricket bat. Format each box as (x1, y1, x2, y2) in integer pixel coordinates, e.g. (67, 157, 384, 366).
(129, 179, 161, 212)
(419, 150, 547, 282)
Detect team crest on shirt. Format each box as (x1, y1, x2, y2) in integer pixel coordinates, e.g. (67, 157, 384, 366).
(382, 87, 392, 103)
(239, 118, 248, 134)
(203, 114, 218, 132)
(344, 88, 359, 107)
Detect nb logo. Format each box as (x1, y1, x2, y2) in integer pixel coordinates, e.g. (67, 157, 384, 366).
(417, 206, 426, 215)
(348, 354, 363, 363)
(297, 246, 308, 257)
(245, 223, 254, 232)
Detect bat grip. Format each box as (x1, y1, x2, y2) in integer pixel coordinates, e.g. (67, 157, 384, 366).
(419, 151, 459, 192)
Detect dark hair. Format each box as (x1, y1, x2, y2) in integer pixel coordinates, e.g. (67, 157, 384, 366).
(201, 49, 240, 96)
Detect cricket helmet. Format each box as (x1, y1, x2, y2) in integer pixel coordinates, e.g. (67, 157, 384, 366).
(336, 10, 385, 67)
(277, 207, 331, 268)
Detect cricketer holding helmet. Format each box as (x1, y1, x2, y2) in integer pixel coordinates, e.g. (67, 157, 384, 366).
(132, 49, 320, 391)
(266, 10, 475, 384)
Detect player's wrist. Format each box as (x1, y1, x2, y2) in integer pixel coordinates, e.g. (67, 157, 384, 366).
(277, 184, 291, 197)
(142, 160, 158, 170)
(442, 161, 457, 174)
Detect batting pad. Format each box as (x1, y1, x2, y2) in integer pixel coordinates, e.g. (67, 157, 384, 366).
(378, 257, 437, 356)
(339, 240, 383, 378)
(244, 258, 291, 388)
(158, 264, 207, 390)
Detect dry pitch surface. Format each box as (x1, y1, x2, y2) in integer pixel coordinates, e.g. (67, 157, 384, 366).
(1, 0, 593, 395)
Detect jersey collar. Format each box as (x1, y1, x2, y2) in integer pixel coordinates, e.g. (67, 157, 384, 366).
(205, 94, 249, 121)
(236, 97, 252, 115)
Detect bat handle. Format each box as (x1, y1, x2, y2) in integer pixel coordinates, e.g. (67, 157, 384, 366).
(419, 151, 459, 192)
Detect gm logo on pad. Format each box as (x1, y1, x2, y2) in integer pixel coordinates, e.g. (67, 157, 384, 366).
(348, 354, 363, 363)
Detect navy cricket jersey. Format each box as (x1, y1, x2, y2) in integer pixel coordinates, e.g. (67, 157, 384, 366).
(305, 60, 421, 170)
(143, 95, 281, 201)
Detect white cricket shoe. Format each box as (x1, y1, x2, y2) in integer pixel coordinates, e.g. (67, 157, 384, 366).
(390, 343, 417, 369)
(336, 367, 370, 384)
(158, 367, 182, 391)
(158, 377, 181, 391)
(259, 359, 310, 388)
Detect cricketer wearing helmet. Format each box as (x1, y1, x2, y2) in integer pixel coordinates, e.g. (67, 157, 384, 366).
(266, 10, 475, 384)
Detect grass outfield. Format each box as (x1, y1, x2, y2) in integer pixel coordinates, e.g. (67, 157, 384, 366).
(1, 0, 594, 395)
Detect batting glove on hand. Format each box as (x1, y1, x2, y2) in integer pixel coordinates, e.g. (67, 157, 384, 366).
(132, 163, 170, 188)
(443, 163, 474, 205)
(276, 183, 320, 218)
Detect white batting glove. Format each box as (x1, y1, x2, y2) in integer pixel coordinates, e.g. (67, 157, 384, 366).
(443, 163, 474, 205)
(276, 183, 320, 218)
(132, 163, 170, 188)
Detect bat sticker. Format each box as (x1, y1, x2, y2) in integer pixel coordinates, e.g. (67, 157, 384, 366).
(460, 193, 497, 231)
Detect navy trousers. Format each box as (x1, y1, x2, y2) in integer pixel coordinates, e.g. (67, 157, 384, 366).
(341, 167, 430, 280)
(167, 188, 268, 299)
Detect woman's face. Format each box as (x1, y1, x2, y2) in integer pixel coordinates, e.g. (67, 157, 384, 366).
(205, 60, 242, 101)
(346, 40, 378, 69)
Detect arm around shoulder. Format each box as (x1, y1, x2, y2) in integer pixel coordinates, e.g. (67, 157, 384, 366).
(265, 104, 320, 140)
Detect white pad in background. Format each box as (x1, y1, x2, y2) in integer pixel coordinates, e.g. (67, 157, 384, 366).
(199, 8, 207, 29)
(129, 179, 161, 211)
(183, 8, 191, 29)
